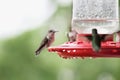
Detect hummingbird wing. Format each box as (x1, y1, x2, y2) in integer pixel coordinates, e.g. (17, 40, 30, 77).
(92, 34, 101, 52)
(35, 37, 49, 55)
(46, 34, 55, 47)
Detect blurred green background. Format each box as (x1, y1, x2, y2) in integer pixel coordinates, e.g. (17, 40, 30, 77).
(0, 0, 120, 80)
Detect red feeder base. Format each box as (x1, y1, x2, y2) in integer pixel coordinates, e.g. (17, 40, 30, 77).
(48, 41, 120, 59)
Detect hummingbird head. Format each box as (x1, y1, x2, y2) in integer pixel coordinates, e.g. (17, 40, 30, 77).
(46, 29, 58, 39)
(116, 30, 120, 33)
(48, 29, 58, 33)
(92, 28, 98, 34)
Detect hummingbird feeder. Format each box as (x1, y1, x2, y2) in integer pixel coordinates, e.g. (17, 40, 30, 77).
(48, 0, 120, 59)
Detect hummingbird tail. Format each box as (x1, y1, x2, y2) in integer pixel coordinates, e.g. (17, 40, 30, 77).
(35, 45, 45, 55)
(35, 48, 42, 55)
(35, 50, 40, 55)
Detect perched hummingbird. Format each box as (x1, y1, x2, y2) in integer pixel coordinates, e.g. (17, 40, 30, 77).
(115, 31, 120, 42)
(35, 29, 58, 55)
(92, 29, 101, 52)
(67, 30, 77, 42)
(91, 30, 120, 52)
(67, 22, 78, 42)
(101, 30, 120, 41)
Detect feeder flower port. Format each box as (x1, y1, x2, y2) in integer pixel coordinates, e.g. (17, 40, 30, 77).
(48, 0, 120, 59)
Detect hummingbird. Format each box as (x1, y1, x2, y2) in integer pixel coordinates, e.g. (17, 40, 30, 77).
(67, 30, 78, 42)
(92, 28, 101, 52)
(91, 29, 120, 52)
(115, 31, 120, 42)
(35, 29, 58, 55)
(67, 22, 78, 42)
(101, 30, 120, 41)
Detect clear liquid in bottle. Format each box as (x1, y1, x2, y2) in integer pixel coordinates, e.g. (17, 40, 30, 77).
(72, 0, 119, 34)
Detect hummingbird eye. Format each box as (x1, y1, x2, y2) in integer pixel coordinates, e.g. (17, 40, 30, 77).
(48, 29, 58, 33)
(48, 30, 53, 33)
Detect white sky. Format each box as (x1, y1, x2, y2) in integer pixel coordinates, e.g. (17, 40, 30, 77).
(0, 0, 56, 39)
(0, 0, 71, 39)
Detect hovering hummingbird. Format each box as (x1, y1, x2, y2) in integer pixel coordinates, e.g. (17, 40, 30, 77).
(35, 29, 58, 55)
(92, 29, 101, 52)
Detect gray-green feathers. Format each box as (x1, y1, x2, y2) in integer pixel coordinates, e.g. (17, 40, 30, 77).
(92, 29, 101, 52)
